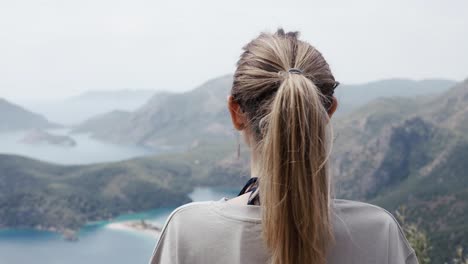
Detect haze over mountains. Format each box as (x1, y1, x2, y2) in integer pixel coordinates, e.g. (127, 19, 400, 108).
(2, 78, 454, 135)
(23, 89, 156, 125)
(335, 79, 456, 114)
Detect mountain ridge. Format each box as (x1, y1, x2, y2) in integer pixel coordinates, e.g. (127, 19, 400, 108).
(74, 77, 456, 148)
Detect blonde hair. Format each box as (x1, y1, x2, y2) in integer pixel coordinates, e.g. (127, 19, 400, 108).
(231, 29, 337, 264)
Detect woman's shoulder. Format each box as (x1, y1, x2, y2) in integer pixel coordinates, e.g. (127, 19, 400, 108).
(331, 199, 416, 263)
(165, 199, 406, 230)
(166, 199, 406, 230)
(163, 201, 217, 226)
(333, 199, 395, 215)
(333, 199, 404, 228)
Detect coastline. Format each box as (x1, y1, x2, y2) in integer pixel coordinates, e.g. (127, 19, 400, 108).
(0, 207, 172, 241)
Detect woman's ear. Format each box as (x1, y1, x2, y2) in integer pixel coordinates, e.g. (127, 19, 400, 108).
(227, 95, 247, 131)
(328, 96, 338, 118)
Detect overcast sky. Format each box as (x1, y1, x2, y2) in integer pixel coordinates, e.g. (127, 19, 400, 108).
(1, 0, 467, 101)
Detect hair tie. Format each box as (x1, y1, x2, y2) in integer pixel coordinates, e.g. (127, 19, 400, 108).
(288, 68, 303, 74)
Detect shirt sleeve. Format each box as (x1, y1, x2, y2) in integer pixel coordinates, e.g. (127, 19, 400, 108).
(149, 203, 207, 264)
(149, 208, 182, 264)
(405, 252, 419, 264)
(149, 223, 174, 264)
(387, 214, 419, 264)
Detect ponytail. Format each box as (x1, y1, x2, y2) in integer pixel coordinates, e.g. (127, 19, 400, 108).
(259, 73, 333, 264)
(231, 29, 337, 264)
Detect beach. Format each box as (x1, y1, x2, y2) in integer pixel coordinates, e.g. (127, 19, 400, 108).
(106, 220, 162, 237)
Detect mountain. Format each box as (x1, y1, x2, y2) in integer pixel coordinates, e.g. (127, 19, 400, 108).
(24, 89, 156, 125)
(0, 98, 59, 132)
(420, 80, 468, 134)
(331, 79, 468, 263)
(74, 77, 455, 149)
(332, 79, 468, 188)
(74, 76, 235, 148)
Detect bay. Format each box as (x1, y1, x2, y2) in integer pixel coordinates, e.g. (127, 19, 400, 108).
(0, 129, 158, 165)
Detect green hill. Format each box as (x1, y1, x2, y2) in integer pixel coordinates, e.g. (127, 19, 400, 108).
(0, 154, 192, 233)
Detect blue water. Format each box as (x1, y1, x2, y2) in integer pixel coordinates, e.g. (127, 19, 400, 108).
(0, 187, 239, 264)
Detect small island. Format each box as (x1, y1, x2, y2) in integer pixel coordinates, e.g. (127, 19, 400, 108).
(20, 129, 77, 147)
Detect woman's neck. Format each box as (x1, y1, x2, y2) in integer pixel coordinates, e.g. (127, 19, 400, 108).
(250, 149, 261, 178)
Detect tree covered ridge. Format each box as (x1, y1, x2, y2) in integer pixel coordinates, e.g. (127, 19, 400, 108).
(0, 154, 192, 233)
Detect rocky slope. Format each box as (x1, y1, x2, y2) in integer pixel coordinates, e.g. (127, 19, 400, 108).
(74, 76, 234, 148)
(331, 79, 468, 263)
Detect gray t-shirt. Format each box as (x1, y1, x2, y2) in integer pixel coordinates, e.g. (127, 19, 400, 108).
(150, 199, 418, 264)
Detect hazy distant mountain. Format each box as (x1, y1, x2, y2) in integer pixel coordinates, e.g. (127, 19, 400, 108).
(25, 89, 156, 125)
(68, 89, 156, 103)
(75, 76, 455, 149)
(0, 98, 59, 132)
(334, 78, 456, 114)
(72, 110, 133, 137)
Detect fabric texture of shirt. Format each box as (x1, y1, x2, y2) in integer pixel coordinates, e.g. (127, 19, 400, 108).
(150, 199, 418, 264)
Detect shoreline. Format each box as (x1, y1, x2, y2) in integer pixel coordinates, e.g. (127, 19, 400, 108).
(0, 220, 162, 240)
